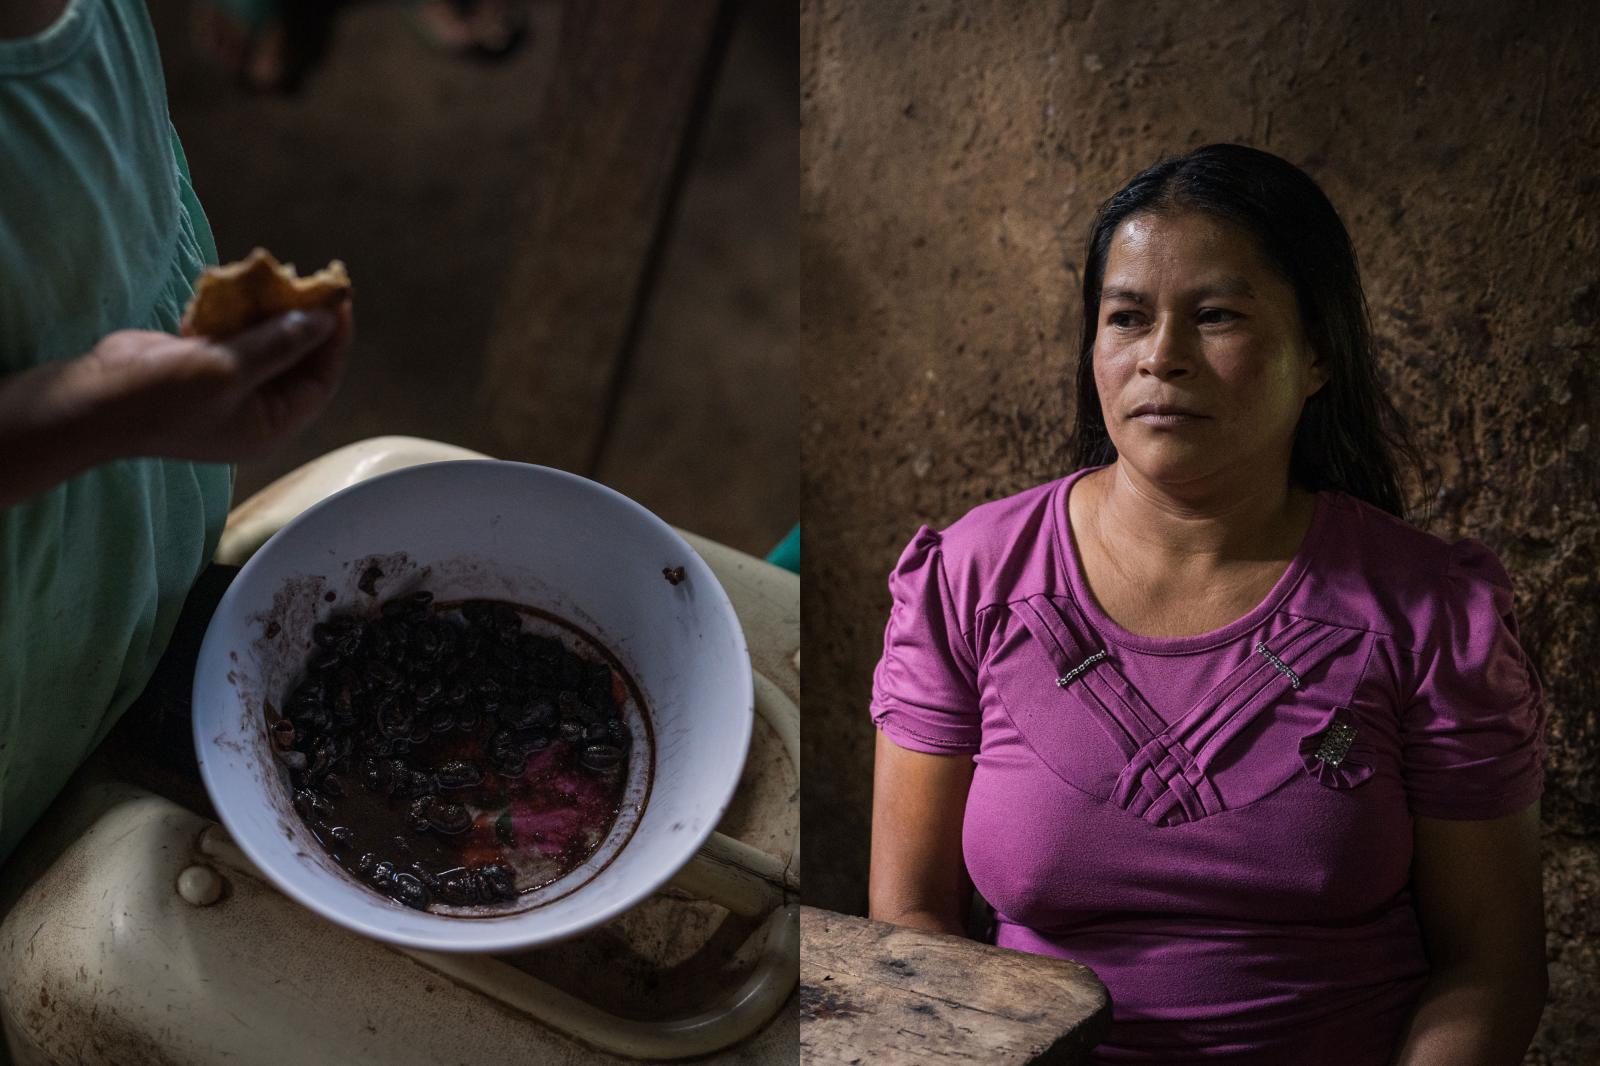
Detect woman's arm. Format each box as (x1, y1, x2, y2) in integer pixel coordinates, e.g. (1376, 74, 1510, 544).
(1389, 802, 1548, 1065)
(868, 730, 976, 936)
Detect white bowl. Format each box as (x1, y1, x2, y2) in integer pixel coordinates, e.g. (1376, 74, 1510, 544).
(193, 461, 753, 953)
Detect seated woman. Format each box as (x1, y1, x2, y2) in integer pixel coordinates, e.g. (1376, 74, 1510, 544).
(867, 144, 1548, 1064)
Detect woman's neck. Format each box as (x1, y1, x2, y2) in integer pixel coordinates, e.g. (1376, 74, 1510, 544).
(0, 0, 67, 41)
(1089, 460, 1309, 573)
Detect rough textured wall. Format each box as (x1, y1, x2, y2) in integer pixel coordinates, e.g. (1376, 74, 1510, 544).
(801, 1, 1600, 1060)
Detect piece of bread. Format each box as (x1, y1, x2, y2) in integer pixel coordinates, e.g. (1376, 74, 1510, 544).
(181, 247, 352, 339)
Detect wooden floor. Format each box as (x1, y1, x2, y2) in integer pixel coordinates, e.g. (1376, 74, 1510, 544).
(152, 0, 797, 558)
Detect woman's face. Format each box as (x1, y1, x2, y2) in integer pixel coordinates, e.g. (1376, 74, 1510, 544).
(1091, 210, 1328, 489)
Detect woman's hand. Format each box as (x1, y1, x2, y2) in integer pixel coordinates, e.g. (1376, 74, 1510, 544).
(868, 730, 977, 937)
(86, 303, 353, 462)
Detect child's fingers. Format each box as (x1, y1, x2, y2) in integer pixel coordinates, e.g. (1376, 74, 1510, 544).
(221, 308, 339, 386)
(255, 302, 354, 432)
(279, 301, 353, 400)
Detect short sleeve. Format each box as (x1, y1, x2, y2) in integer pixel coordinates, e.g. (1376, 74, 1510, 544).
(1400, 538, 1547, 820)
(869, 526, 982, 754)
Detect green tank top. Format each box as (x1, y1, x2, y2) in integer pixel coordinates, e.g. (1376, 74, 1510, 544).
(0, 0, 233, 865)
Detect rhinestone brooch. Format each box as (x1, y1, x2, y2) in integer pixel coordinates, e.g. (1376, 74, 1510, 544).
(1056, 650, 1107, 687)
(1313, 720, 1358, 767)
(1255, 641, 1302, 689)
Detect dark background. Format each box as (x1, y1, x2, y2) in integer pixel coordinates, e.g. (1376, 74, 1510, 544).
(801, 2, 1600, 1062)
(154, 0, 798, 559)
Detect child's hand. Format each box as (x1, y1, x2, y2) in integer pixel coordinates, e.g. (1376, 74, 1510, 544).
(87, 302, 354, 462)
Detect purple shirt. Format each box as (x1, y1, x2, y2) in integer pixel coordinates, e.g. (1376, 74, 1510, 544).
(870, 465, 1546, 1064)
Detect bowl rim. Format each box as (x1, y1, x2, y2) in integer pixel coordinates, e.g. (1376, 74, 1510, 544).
(192, 459, 755, 953)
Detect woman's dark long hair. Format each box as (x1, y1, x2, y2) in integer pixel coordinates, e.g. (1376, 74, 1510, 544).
(1068, 143, 1431, 524)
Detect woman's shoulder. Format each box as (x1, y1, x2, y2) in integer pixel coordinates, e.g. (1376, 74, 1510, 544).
(891, 476, 1071, 621)
(1308, 490, 1519, 649)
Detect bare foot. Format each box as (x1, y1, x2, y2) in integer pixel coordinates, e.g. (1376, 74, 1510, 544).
(189, 1, 290, 93)
(415, 0, 477, 53)
(244, 21, 290, 91)
(416, 0, 523, 58)
(465, 0, 518, 54)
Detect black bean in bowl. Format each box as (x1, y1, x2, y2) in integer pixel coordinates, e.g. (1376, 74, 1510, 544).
(270, 593, 635, 912)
